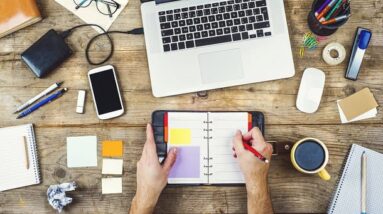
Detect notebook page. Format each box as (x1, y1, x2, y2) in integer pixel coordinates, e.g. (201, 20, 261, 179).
(328, 144, 383, 214)
(167, 112, 208, 184)
(0, 124, 39, 191)
(208, 112, 248, 184)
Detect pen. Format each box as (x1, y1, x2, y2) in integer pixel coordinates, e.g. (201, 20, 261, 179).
(14, 81, 64, 113)
(17, 88, 68, 119)
(321, 14, 350, 25)
(361, 151, 367, 214)
(23, 136, 29, 169)
(324, 0, 344, 21)
(315, 0, 332, 16)
(243, 142, 269, 163)
(316, 0, 337, 20)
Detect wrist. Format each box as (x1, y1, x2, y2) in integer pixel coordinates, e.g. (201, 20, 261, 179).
(132, 193, 158, 214)
(245, 175, 268, 196)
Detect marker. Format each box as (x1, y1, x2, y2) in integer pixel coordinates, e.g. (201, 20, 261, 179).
(321, 14, 350, 25)
(17, 88, 68, 119)
(316, 0, 337, 20)
(243, 142, 269, 163)
(324, 0, 345, 21)
(14, 81, 63, 113)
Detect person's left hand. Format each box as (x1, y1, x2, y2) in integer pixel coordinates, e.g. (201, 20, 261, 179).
(132, 124, 177, 213)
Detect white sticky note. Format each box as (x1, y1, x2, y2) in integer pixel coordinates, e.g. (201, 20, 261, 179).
(337, 101, 377, 123)
(67, 136, 97, 168)
(102, 159, 123, 175)
(102, 177, 122, 194)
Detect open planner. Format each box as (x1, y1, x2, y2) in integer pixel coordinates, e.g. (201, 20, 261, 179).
(152, 111, 264, 184)
(0, 124, 41, 191)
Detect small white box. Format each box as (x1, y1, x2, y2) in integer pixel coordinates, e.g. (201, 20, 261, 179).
(76, 90, 86, 114)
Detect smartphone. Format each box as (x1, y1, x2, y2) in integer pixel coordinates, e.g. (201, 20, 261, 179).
(88, 65, 124, 120)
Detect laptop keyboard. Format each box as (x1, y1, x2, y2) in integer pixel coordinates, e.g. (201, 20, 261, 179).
(158, 0, 272, 52)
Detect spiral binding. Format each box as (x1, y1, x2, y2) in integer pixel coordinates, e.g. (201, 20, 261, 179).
(28, 124, 41, 184)
(328, 145, 355, 214)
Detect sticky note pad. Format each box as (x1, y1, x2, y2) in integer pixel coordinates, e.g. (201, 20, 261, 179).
(102, 177, 122, 194)
(67, 136, 97, 168)
(169, 128, 191, 145)
(338, 88, 378, 121)
(169, 147, 200, 178)
(102, 141, 123, 157)
(102, 159, 123, 175)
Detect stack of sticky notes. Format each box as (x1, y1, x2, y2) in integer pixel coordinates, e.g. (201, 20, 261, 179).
(101, 140, 124, 194)
(337, 88, 379, 123)
(67, 136, 98, 168)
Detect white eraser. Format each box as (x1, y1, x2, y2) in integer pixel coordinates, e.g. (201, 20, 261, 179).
(76, 90, 86, 114)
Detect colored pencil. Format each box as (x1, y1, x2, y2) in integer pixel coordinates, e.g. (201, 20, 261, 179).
(243, 142, 269, 163)
(315, 0, 332, 16)
(321, 14, 350, 25)
(316, 0, 337, 20)
(325, 0, 345, 21)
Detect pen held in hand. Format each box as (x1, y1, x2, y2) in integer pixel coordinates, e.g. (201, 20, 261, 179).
(243, 142, 269, 163)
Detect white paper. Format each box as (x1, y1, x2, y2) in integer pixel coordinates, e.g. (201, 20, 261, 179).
(55, 0, 129, 33)
(102, 159, 123, 175)
(337, 101, 377, 123)
(102, 177, 122, 194)
(67, 136, 97, 168)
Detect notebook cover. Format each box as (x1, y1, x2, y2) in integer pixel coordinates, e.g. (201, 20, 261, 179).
(151, 110, 265, 160)
(0, 0, 42, 38)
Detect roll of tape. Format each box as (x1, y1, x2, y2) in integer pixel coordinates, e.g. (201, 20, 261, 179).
(322, 42, 346, 66)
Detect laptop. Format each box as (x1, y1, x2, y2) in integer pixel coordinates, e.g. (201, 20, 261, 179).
(141, 0, 295, 97)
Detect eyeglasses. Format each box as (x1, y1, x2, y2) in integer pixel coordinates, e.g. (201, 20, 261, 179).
(73, 0, 121, 18)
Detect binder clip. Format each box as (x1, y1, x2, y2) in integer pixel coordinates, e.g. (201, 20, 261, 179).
(345, 27, 372, 80)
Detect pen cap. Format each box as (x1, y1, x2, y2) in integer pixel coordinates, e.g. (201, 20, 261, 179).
(308, 0, 350, 36)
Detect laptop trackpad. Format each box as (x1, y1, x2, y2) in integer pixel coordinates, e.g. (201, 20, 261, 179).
(199, 49, 244, 84)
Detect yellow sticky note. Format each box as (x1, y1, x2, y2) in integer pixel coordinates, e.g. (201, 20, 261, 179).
(102, 141, 123, 157)
(169, 128, 191, 145)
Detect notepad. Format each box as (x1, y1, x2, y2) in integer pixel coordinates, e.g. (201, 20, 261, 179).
(102, 159, 123, 175)
(67, 136, 97, 168)
(152, 111, 264, 185)
(102, 140, 123, 157)
(102, 177, 122, 194)
(0, 124, 40, 192)
(328, 144, 383, 213)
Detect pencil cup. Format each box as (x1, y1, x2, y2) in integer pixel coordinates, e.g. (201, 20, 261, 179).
(308, 0, 350, 36)
(290, 138, 331, 181)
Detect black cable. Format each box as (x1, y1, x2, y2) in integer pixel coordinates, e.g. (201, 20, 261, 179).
(60, 24, 144, 65)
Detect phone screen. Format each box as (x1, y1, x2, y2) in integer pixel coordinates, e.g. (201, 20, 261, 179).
(89, 69, 122, 115)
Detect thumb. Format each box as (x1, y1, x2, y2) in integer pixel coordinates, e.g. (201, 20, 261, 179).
(163, 148, 177, 173)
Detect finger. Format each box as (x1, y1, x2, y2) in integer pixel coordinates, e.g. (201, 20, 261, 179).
(232, 130, 245, 154)
(144, 123, 157, 157)
(243, 127, 265, 143)
(163, 147, 177, 173)
(262, 143, 273, 160)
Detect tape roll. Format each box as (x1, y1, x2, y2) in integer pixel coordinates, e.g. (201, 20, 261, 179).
(322, 42, 346, 66)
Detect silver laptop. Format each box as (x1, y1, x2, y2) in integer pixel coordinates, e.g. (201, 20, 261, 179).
(141, 0, 295, 97)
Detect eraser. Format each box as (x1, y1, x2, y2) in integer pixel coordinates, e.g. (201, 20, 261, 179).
(76, 90, 86, 114)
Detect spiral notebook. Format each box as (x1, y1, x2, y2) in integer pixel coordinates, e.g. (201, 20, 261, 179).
(328, 144, 383, 213)
(152, 111, 264, 184)
(0, 124, 41, 191)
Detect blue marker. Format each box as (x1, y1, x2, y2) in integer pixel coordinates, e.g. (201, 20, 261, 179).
(17, 88, 68, 119)
(345, 28, 372, 80)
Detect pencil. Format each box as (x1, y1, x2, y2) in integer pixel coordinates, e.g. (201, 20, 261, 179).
(23, 136, 29, 169)
(316, 0, 337, 20)
(361, 152, 367, 214)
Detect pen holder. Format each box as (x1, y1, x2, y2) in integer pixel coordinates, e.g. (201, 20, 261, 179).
(308, 0, 350, 36)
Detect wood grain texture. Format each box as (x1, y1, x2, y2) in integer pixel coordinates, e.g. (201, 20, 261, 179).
(0, 0, 382, 213)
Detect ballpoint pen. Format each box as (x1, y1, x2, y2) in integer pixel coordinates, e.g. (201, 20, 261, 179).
(14, 81, 63, 113)
(17, 88, 68, 119)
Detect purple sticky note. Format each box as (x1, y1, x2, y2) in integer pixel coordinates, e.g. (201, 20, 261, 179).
(169, 147, 200, 178)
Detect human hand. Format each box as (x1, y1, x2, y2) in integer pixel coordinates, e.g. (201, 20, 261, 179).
(232, 127, 273, 193)
(131, 124, 177, 214)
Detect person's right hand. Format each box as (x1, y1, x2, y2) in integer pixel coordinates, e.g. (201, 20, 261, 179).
(232, 127, 273, 193)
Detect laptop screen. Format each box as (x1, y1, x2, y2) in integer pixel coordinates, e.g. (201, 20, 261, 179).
(155, 0, 179, 4)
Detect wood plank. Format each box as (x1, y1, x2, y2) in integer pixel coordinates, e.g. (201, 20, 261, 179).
(0, 125, 382, 213)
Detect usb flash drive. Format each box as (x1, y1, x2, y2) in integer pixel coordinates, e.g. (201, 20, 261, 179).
(76, 90, 86, 114)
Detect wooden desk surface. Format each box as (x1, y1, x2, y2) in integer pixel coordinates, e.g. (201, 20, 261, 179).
(0, 0, 382, 213)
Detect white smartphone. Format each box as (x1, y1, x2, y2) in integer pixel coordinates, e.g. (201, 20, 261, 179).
(88, 65, 124, 120)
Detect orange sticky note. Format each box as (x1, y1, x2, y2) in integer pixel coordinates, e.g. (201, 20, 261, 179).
(102, 141, 123, 157)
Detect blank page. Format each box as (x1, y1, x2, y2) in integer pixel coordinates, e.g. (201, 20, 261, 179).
(0, 124, 40, 191)
(328, 144, 383, 213)
(208, 112, 248, 184)
(167, 112, 208, 184)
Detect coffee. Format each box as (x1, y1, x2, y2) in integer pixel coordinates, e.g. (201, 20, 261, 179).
(294, 140, 325, 171)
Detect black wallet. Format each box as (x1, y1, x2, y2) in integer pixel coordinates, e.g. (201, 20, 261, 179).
(21, 29, 73, 78)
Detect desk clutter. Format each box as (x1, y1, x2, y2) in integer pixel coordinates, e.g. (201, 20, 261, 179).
(0, 0, 382, 213)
